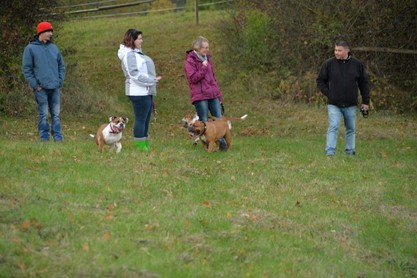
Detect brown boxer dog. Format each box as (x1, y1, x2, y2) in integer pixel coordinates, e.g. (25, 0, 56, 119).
(181, 113, 247, 147)
(188, 118, 232, 153)
(95, 116, 128, 153)
(188, 115, 248, 153)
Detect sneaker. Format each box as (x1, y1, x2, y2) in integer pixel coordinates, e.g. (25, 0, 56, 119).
(345, 149, 356, 155)
(219, 138, 228, 151)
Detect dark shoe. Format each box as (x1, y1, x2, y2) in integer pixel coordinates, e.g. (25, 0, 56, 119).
(219, 138, 228, 151)
(345, 150, 356, 155)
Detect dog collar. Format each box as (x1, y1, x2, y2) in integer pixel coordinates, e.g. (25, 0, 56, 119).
(109, 124, 120, 133)
(200, 122, 207, 135)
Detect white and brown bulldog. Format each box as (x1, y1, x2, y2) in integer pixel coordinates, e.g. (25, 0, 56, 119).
(95, 116, 128, 153)
(181, 113, 202, 145)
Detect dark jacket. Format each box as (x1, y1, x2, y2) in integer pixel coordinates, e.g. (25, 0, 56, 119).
(184, 50, 223, 104)
(316, 54, 370, 107)
(22, 38, 66, 90)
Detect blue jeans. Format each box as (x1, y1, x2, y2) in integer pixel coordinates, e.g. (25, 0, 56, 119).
(34, 88, 62, 141)
(129, 95, 153, 140)
(326, 105, 356, 155)
(193, 98, 222, 122)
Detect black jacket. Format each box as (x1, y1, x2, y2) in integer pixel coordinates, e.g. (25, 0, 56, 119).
(316, 54, 370, 107)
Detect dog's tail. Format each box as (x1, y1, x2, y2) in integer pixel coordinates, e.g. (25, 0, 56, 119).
(222, 114, 247, 130)
(224, 114, 248, 121)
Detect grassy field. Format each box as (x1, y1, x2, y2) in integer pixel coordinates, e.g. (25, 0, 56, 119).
(1, 11, 417, 277)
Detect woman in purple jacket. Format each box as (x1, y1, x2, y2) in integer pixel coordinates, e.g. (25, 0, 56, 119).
(184, 36, 227, 150)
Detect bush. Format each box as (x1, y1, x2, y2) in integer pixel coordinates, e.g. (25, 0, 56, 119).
(369, 77, 417, 114)
(0, 44, 118, 118)
(218, 0, 417, 113)
(0, 82, 36, 117)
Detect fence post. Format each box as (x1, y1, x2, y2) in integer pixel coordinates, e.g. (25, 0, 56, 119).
(194, 0, 199, 25)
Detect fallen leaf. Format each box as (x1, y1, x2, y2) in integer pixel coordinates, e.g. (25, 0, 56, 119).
(31, 219, 42, 229)
(107, 204, 115, 211)
(82, 243, 90, 252)
(103, 232, 111, 240)
(21, 220, 30, 231)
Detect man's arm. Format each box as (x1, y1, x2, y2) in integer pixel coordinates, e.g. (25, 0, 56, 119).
(22, 47, 38, 89)
(316, 62, 330, 96)
(358, 63, 370, 105)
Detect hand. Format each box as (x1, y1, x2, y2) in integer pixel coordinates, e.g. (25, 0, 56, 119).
(36, 86, 42, 91)
(155, 76, 162, 83)
(202, 60, 208, 67)
(360, 104, 370, 118)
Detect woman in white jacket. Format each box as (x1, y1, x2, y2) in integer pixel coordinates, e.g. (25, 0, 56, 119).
(118, 29, 161, 151)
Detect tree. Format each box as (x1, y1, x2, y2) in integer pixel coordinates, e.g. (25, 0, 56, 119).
(218, 0, 417, 112)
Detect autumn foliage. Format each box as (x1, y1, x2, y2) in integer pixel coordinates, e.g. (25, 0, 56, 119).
(219, 0, 417, 113)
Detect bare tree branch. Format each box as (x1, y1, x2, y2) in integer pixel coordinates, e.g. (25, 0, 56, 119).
(353, 47, 417, 55)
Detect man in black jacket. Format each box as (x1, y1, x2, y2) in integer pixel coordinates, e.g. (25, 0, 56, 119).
(317, 40, 370, 156)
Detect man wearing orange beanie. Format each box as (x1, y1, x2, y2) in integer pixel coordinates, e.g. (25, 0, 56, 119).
(22, 21, 66, 142)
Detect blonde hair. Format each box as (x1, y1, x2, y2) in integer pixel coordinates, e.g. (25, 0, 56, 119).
(192, 36, 209, 51)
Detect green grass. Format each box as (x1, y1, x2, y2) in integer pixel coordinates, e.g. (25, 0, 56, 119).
(1, 10, 417, 277)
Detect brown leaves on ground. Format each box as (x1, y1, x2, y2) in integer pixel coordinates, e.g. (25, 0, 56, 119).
(238, 127, 271, 137)
(82, 243, 90, 252)
(20, 219, 42, 231)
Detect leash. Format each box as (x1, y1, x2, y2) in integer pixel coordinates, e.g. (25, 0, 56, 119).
(200, 121, 207, 135)
(153, 100, 157, 123)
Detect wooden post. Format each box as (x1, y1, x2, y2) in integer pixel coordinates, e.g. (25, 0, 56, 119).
(195, 0, 199, 25)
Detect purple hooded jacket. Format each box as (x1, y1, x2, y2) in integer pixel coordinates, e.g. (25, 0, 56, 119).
(184, 50, 223, 104)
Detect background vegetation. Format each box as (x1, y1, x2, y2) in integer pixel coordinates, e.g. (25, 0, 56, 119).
(1, 0, 416, 116)
(1, 9, 416, 277)
(218, 0, 417, 113)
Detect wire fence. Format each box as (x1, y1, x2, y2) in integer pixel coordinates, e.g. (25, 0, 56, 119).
(58, 0, 232, 20)
(57, 0, 116, 9)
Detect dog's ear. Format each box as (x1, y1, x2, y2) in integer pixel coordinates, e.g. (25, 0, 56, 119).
(123, 117, 129, 123)
(109, 116, 115, 122)
(194, 121, 203, 128)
